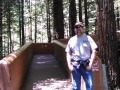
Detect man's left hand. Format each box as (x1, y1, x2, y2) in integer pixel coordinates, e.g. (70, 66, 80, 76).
(86, 63, 92, 70)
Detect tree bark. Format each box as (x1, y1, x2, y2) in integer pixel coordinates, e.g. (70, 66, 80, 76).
(69, 0, 76, 36)
(53, 0, 64, 39)
(96, 0, 118, 89)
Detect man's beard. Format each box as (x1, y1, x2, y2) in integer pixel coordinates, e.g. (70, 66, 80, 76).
(75, 30, 83, 35)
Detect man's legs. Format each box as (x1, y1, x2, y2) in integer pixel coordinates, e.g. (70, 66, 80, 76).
(72, 66, 81, 90)
(81, 68, 93, 90)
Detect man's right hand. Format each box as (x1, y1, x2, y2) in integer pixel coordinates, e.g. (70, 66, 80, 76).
(68, 65, 74, 72)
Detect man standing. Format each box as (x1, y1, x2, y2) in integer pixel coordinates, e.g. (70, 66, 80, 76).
(65, 21, 97, 90)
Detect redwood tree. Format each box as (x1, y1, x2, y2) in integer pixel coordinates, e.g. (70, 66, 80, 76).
(69, 0, 76, 36)
(53, 0, 64, 39)
(96, 0, 118, 89)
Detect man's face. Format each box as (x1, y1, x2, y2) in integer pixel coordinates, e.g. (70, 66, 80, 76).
(74, 25, 84, 35)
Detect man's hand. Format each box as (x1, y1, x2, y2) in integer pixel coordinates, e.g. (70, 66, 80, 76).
(86, 62, 92, 71)
(86, 49, 97, 70)
(68, 64, 74, 72)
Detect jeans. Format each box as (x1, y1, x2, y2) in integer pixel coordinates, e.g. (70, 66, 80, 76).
(71, 66, 93, 90)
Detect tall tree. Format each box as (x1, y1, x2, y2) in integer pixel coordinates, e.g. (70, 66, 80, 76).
(69, 0, 76, 36)
(7, 0, 13, 53)
(79, 0, 82, 22)
(46, 0, 51, 43)
(21, 0, 25, 45)
(84, 0, 89, 35)
(53, 0, 64, 39)
(19, 0, 22, 46)
(34, 0, 37, 43)
(29, 0, 32, 41)
(0, 0, 2, 59)
(96, 0, 118, 89)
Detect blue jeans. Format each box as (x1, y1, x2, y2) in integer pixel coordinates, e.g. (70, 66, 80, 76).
(72, 66, 93, 90)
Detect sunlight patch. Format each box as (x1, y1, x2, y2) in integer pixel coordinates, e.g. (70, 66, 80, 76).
(32, 78, 71, 90)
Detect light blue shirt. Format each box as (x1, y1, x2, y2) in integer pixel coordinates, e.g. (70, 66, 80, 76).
(65, 34, 98, 61)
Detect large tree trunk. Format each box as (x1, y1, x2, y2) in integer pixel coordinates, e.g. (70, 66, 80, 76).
(53, 0, 64, 39)
(69, 0, 76, 36)
(96, 0, 118, 89)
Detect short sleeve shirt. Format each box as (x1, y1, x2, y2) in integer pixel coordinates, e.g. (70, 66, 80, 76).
(65, 34, 98, 61)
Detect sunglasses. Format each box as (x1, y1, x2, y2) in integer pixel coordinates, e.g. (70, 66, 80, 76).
(75, 26, 83, 29)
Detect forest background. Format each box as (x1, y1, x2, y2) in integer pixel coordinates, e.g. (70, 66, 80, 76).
(0, 0, 120, 89)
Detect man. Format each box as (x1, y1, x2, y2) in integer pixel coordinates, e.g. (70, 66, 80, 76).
(65, 21, 97, 90)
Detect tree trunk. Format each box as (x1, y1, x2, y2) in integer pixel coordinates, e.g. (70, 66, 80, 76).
(29, 1, 32, 41)
(79, 0, 82, 22)
(96, 0, 118, 89)
(19, 0, 22, 46)
(46, 0, 51, 43)
(69, 0, 76, 36)
(0, 0, 2, 59)
(7, 1, 13, 53)
(53, 0, 64, 39)
(34, 0, 37, 43)
(84, 0, 89, 35)
(22, 0, 25, 45)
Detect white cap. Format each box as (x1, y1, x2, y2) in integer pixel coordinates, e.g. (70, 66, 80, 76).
(75, 22, 84, 26)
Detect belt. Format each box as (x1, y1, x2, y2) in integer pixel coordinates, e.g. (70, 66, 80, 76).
(71, 59, 90, 69)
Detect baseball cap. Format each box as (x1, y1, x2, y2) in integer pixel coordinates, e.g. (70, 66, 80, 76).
(75, 22, 84, 27)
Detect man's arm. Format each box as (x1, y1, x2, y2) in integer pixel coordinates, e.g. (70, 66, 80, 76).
(86, 49, 97, 70)
(66, 52, 74, 71)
